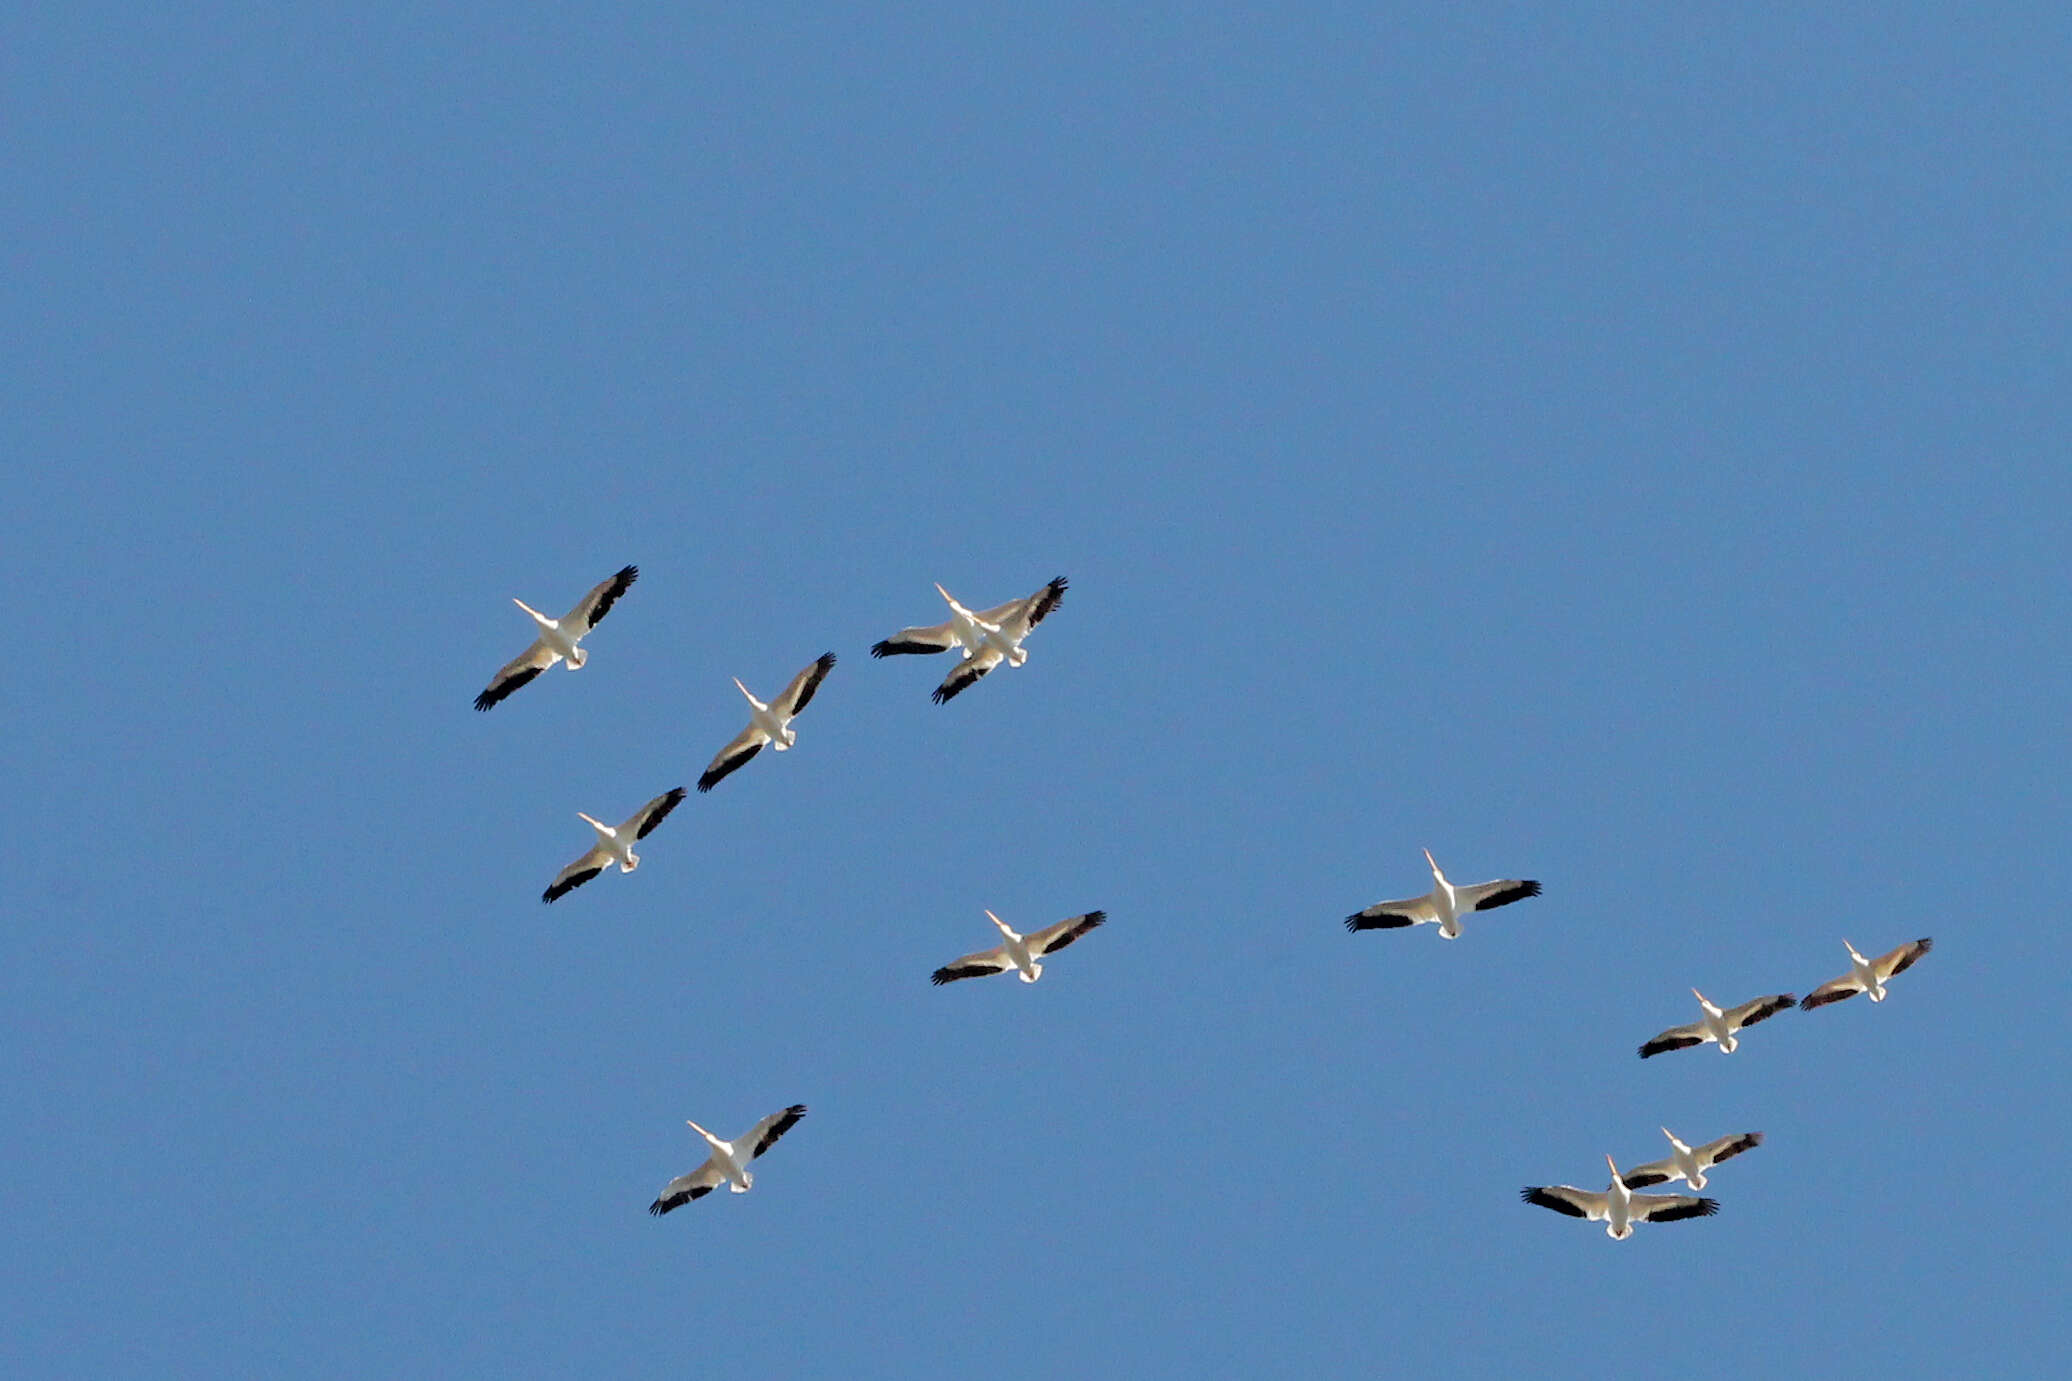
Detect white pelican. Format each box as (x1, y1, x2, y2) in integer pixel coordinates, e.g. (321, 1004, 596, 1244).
(541, 787, 686, 903)
(1801, 937, 1933, 1010)
(649, 1105, 807, 1215)
(1619, 1128, 1763, 1191)
(696, 653, 837, 793)
(474, 564, 638, 711)
(1637, 987, 1796, 1058)
(1522, 1154, 1720, 1240)
(931, 909, 1106, 985)
(869, 577, 1068, 704)
(1343, 849, 1541, 939)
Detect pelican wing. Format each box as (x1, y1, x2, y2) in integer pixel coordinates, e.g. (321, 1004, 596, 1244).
(543, 845, 611, 904)
(744, 1104, 808, 1161)
(1695, 1131, 1763, 1169)
(774, 653, 836, 718)
(1458, 877, 1542, 912)
(1638, 1022, 1708, 1058)
(566, 564, 638, 631)
(1875, 937, 1933, 982)
(648, 1155, 724, 1215)
(1800, 974, 1865, 1010)
(871, 621, 958, 657)
(475, 640, 557, 711)
(1632, 1193, 1720, 1224)
(1026, 910, 1106, 957)
(932, 645, 1005, 704)
(930, 945, 1014, 985)
(698, 726, 767, 793)
(980, 576, 1068, 633)
(1521, 1185, 1606, 1220)
(626, 787, 688, 840)
(1619, 1156, 1680, 1190)
(1344, 894, 1439, 933)
(1725, 993, 1797, 1031)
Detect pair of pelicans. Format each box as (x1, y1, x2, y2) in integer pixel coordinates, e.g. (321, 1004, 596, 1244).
(472, 565, 1086, 1214)
(1341, 850, 1936, 1239)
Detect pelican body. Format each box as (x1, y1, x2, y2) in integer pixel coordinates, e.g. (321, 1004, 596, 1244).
(1344, 848, 1541, 939)
(649, 1106, 808, 1215)
(1802, 938, 1933, 1010)
(1522, 1154, 1720, 1240)
(931, 909, 1107, 986)
(541, 788, 686, 903)
(1637, 987, 1797, 1058)
(1620, 1127, 1764, 1192)
(474, 565, 638, 711)
(697, 653, 837, 792)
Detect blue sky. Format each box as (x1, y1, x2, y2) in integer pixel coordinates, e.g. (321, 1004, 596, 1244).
(6, 4, 2068, 1377)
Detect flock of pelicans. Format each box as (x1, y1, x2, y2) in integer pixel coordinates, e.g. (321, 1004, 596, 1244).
(475, 564, 1936, 1234)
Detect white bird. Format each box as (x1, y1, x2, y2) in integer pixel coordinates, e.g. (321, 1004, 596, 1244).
(649, 1105, 807, 1215)
(931, 909, 1106, 985)
(1638, 987, 1797, 1058)
(870, 577, 1068, 704)
(541, 787, 687, 903)
(1620, 1127, 1764, 1191)
(1344, 849, 1541, 939)
(696, 653, 837, 793)
(475, 565, 638, 711)
(1522, 1154, 1720, 1240)
(1801, 937, 1933, 1010)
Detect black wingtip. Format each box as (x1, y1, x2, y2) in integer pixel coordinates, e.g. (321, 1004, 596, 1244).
(696, 775, 719, 793)
(929, 968, 952, 986)
(870, 640, 891, 658)
(1343, 914, 1361, 932)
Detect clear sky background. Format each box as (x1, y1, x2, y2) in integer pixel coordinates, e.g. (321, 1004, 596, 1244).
(6, 4, 2068, 1377)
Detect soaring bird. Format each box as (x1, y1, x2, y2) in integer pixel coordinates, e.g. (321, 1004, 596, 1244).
(541, 788, 686, 903)
(649, 1106, 807, 1215)
(1801, 938, 1933, 1010)
(1522, 1155, 1720, 1240)
(1344, 849, 1541, 939)
(697, 653, 837, 792)
(474, 565, 638, 711)
(871, 577, 1068, 704)
(1619, 1128, 1764, 1192)
(1638, 987, 1797, 1058)
(931, 909, 1106, 986)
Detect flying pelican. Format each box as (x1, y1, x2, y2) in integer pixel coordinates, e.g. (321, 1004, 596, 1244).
(541, 787, 686, 903)
(931, 909, 1106, 985)
(649, 1105, 807, 1215)
(696, 653, 837, 792)
(1343, 849, 1541, 938)
(474, 564, 638, 711)
(1619, 1128, 1764, 1191)
(870, 577, 1068, 704)
(1801, 938, 1933, 1010)
(1522, 1154, 1720, 1240)
(1637, 987, 1797, 1058)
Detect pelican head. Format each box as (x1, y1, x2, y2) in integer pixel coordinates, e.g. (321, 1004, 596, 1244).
(984, 909, 1013, 937)
(686, 1119, 719, 1147)
(578, 812, 611, 835)
(934, 582, 969, 615)
(1422, 848, 1446, 883)
(1691, 986, 1715, 1010)
(1661, 1125, 1683, 1147)
(513, 597, 551, 627)
(732, 676, 761, 707)
(1845, 939, 1867, 964)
